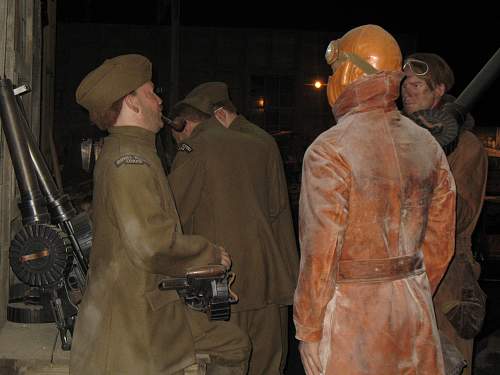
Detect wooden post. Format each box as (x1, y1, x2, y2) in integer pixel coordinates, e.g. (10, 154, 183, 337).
(0, 0, 48, 329)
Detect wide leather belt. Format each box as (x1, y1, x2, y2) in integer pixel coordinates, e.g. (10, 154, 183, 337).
(337, 251, 424, 283)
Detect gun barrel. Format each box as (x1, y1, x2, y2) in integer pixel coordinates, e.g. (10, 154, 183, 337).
(159, 278, 189, 290)
(456, 48, 500, 113)
(2, 78, 90, 283)
(0, 78, 49, 224)
(15, 95, 78, 223)
(11, 85, 90, 278)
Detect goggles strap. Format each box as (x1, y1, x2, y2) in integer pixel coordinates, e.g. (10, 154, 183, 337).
(341, 51, 379, 75)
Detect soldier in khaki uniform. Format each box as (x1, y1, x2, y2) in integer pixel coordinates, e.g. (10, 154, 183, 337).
(71, 54, 250, 375)
(167, 86, 299, 375)
(183, 82, 297, 273)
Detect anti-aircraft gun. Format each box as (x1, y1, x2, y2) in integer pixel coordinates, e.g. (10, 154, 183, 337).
(0, 77, 91, 350)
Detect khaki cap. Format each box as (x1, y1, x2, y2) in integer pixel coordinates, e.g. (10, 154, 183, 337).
(173, 82, 233, 114)
(76, 54, 152, 114)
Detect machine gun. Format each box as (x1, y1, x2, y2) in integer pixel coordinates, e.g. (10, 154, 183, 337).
(0, 77, 92, 350)
(159, 265, 238, 321)
(408, 48, 500, 154)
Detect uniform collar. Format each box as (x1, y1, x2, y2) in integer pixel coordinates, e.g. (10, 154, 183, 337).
(332, 71, 403, 121)
(189, 117, 223, 138)
(108, 126, 156, 146)
(229, 114, 247, 130)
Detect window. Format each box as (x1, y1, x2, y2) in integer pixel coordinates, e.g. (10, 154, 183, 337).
(248, 75, 295, 133)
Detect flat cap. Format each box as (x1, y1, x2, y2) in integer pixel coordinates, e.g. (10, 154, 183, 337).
(173, 82, 233, 115)
(76, 54, 152, 114)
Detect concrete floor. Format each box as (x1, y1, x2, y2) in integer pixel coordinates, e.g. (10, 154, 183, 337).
(0, 322, 69, 374)
(1, 258, 498, 375)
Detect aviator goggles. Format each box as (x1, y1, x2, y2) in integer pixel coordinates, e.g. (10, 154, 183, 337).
(325, 39, 378, 75)
(402, 58, 430, 76)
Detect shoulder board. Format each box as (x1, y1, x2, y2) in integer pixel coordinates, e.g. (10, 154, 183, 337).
(177, 143, 193, 153)
(114, 154, 150, 168)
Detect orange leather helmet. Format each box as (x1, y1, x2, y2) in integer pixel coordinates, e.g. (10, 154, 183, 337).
(325, 24, 402, 106)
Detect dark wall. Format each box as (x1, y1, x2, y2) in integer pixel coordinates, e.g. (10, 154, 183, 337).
(55, 23, 416, 188)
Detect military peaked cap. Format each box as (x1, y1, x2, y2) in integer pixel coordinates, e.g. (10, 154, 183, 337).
(76, 54, 152, 114)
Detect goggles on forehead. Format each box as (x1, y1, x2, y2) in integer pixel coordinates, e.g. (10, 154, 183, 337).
(325, 39, 378, 75)
(403, 58, 429, 76)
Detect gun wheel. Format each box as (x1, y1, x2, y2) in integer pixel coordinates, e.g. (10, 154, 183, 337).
(10, 224, 72, 287)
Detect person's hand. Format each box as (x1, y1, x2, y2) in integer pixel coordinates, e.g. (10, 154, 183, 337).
(219, 247, 231, 270)
(299, 340, 322, 375)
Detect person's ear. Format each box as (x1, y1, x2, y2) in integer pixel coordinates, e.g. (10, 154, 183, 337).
(124, 94, 140, 113)
(213, 107, 227, 126)
(434, 83, 446, 99)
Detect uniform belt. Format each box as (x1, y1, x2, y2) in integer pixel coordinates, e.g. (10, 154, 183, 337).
(337, 251, 424, 283)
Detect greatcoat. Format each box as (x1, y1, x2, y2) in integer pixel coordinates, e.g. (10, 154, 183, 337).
(227, 115, 299, 374)
(169, 120, 298, 312)
(70, 126, 224, 375)
(169, 118, 298, 374)
(294, 72, 456, 374)
(229, 115, 299, 287)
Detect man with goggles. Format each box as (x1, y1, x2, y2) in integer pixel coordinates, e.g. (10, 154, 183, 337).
(402, 53, 488, 375)
(294, 25, 455, 375)
(402, 54, 450, 113)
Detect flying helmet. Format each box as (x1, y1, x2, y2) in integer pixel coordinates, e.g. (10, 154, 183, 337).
(325, 24, 402, 106)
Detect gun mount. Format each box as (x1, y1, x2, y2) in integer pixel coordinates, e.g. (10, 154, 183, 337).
(0, 77, 92, 350)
